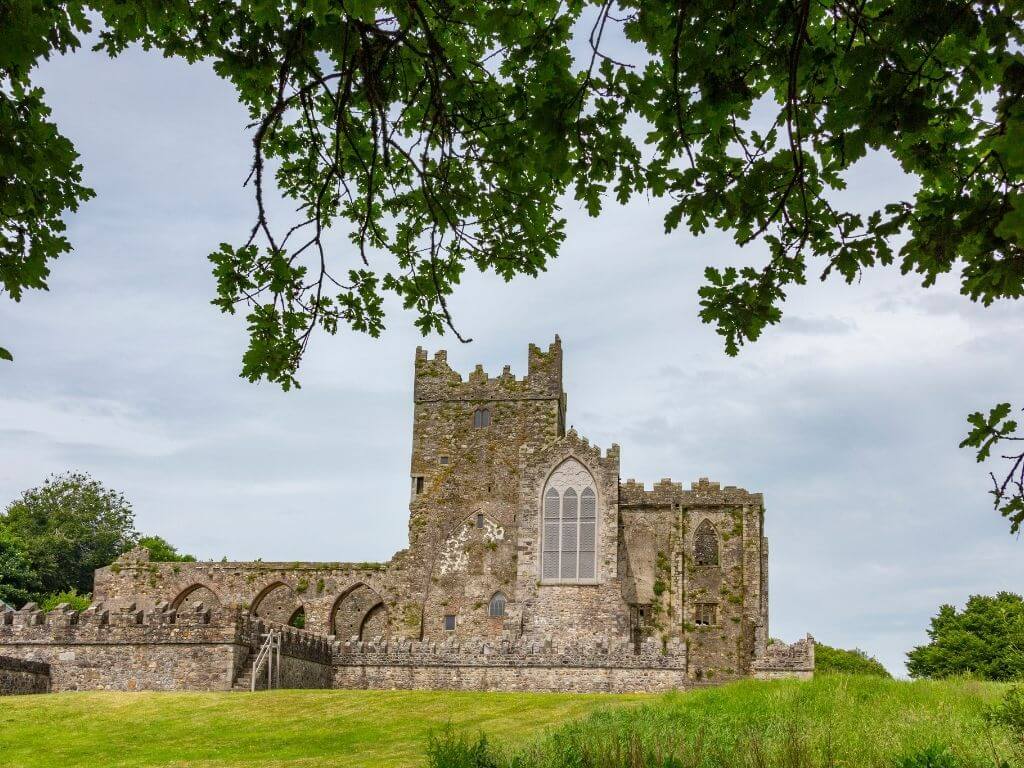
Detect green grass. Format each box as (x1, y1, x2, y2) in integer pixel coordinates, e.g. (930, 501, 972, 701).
(0, 689, 648, 768)
(431, 675, 1017, 768)
(0, 677, 1015, 768)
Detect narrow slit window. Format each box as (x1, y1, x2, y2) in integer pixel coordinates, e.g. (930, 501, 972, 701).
(476, 513, 484, 529)
(414, 476, 424, 494)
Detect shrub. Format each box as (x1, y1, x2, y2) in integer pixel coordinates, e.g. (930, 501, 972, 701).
(814, 642, 891, 677)
(426, 727, 501, 768)
(39, 589, 92, 612)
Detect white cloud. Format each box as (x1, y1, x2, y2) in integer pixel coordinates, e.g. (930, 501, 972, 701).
(0, 39, 1020, 677)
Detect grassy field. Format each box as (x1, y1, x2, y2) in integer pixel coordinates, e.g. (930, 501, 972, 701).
(0, 688, 648, 768)
(0, 677, 1015, 768)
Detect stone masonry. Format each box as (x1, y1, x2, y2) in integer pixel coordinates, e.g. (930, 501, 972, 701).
(0, 337, 813, 693)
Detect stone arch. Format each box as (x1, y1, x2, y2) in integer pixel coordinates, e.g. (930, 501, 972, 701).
(330, 583, 388, 640)
(170, 583, 221, 611)
(693, 519, 720, 566)
(250, 581, 303, 625)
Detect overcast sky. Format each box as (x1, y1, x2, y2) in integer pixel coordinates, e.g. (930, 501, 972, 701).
(1, 35, 1021, 676)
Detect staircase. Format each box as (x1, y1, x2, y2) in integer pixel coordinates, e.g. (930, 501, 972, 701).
(231, 653, 258, 691)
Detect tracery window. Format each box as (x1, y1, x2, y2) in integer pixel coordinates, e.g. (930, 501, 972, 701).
(473, 407, 491, 428)
(488, 592, 506, 618)
(541, 459, 598, 583)
(693, 519, 719, 566)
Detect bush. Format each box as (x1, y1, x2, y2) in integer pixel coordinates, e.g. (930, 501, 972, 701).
(426, 727, 502, 768)
(137, 535, 196, 563)
(814, 642, 891, 677)
(989, 685, 1024, 763)
(39, 590, 92, 612)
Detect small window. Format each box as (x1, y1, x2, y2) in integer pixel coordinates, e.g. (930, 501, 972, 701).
(694, 603, 717, 627)
(440, 456, 449, 465)
(473, 407, 491, 428)
(693, 520, 719, 566)
(476, 513, 484, 529)
(414, 476, 424, 494)
(488, 592, 506, 618)
(443, 614, 456, 631)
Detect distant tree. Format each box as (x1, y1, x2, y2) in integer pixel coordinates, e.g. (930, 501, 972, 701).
(0, 529, 40, 608)
(137, 535, 196, 563)
(0, 472, 137, 596)
(907, 592, 1024, 681)
(814, 642, 891, 678)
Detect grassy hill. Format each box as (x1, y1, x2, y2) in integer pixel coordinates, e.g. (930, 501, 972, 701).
(0, 677, 1014, 768)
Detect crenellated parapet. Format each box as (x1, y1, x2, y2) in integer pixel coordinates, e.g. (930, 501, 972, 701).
(414, 337, 563, 403)
(619, 477, 763, 509)
(0, 600, 237, 645)
(751, 635, 815, 679)
(334, 633, 690, 670)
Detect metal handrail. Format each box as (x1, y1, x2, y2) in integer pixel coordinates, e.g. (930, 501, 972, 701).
(250, 629, 281, 692)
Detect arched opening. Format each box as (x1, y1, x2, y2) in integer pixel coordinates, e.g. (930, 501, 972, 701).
(170, 583, 221, 612)
(250, 582, 303, 625)
(541, 458, 598, 583)
(330, 583, 389, 640)
(288, 606, 306, 629)
(488, 591, 507, 618)
(693, 519, 720, 566)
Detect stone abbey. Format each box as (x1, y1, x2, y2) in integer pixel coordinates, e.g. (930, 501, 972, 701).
(0, 338, 812, 694)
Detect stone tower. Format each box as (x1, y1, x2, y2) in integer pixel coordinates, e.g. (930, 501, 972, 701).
(406, 337, 565, 639)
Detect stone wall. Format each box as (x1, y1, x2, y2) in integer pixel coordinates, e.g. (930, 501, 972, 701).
(332, 635, 710, 693)
(0, 602, 333, 692)
(0, 655, 50, 695)
(751, 635, 815, 680)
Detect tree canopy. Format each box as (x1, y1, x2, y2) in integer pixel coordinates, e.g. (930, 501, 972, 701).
(0, 472, 195, 605)
(907, 592, 1024, 681)
(2, 1, 1022, 525)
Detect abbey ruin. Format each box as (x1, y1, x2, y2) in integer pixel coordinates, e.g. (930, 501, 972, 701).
(0, 338, 813, 693)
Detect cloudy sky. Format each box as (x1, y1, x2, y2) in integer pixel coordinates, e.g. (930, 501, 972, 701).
(1, 31, 1021, 676)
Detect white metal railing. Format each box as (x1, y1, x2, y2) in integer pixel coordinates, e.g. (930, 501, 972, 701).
(250, 629, 281, 692)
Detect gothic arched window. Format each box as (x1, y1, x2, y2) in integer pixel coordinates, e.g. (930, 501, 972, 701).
(540, 459, 598, 583)
(473, 407, 491, 428)
(693, 519, 719, 566)
(488, 592, 506, 618)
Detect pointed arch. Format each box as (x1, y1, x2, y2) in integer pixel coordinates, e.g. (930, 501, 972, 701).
(250, 581, 303, 625)
(488, 591, 507, 618)
(540, 458, 599, 583)
(170, 583, 221, 611)
(693, 519, 720, 566)
(330, 583, 388, 640)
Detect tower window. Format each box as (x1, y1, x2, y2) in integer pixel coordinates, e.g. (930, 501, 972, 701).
(693, 519, 719, 566)
(488, 592, 506, 618)
(476, 513, 484, 528)
(473, 408, 491, 428)
(443, 614, 456, 631)
(440, 456, 449, 465)
(414, 476, 424, 494)
(694, 603, 717, 626)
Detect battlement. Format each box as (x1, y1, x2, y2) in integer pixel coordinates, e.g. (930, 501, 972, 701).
(751, 635, 815, 680)
(334, 633, 689, 670)
(619, 477, 763, 508)
(414, 337, 563, 402)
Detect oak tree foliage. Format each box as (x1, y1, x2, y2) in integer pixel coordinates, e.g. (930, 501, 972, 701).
(1, 1, 1022, 525)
